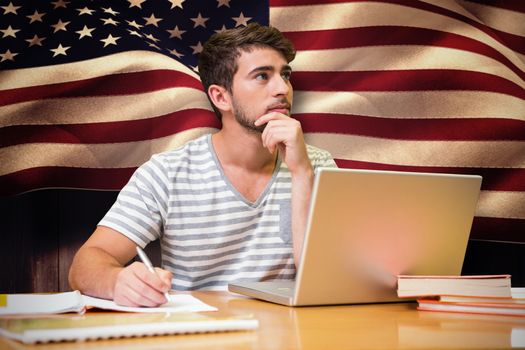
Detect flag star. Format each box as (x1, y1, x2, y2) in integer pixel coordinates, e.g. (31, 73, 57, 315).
(0, 49, 18, 62)
(147, 42, 161, 50)
(190, 41, 203, 54)
(1, 2, 21, 15)
(127, 29, 142, 37)
(168, 0, 184, 9)
(191, 13, 209, 28)
(144, 33, 160, 42)
(169, 48, 183, 58)
(166, 25, 185, 39)
(143, 14, 162, 27)
(232, 12, 252, 27)
(51, 19, 70, 33)
(100, 34, 120, 47)
(50, 44, 70, 57)
(217, 0, 231, 7)
(128, 0, 146, 9)
(77, 7, 95, 15)
(215, 25, 228, 33)
(126, 20, 143, 29)
(52, 0, 70, 9)
(27, 10, 46, 24)
(101, 17, 119, 26)
(1, 25, 20, 38)
(25, 34, 46, 47)
(76, 25, 95, 39)
(102, 7, 119, 16)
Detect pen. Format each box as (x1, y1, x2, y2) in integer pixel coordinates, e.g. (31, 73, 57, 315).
(135, 246, 171, 302)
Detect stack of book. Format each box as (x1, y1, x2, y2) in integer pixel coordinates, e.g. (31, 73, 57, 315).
(397, 274, 525, 317)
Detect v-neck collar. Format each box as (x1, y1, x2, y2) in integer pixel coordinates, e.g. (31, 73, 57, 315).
(207, 134, 282, 208)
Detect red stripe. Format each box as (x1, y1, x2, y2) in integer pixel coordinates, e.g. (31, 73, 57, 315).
(0, 167, 137, 196)
(284, 26, 525, 81)
(334, 159, 525, 191)
(471, 217, 525, 243)
(0, 69, 203, 107)
(291, 70, 525, 99)
(0, 109, 219, 147)
(272, 0, 525, 54)
(297, 113, 525, 141)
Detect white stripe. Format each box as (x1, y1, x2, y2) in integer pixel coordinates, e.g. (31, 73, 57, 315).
(0, 87, 211, 127)
(0, 50, 199, 90)
(0, 128, 216, 176)
(454, 0, 525, 37)
(293, 91, 525, 121)
(270, 2, 525, 72)
(165, 217, 280, 238)
(304, 133, 525, 168)
(477, 190, 525, 219)
(292, 46, 525, 90)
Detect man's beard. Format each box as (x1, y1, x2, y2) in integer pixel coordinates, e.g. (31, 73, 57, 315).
(232, 98, 266, 134)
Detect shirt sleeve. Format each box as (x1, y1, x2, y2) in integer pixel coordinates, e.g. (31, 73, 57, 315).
(98, 155, 169, 248)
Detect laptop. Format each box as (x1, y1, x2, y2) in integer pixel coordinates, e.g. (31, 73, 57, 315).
(228, 168, 482, 306)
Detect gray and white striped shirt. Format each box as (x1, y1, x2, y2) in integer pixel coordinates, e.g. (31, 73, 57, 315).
(99, 134, 336, 290)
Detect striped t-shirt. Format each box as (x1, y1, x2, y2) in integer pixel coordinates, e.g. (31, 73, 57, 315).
(99, 133, 336, 291)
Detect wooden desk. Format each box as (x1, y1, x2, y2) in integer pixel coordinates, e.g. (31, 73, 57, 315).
(1, 291, 524, 349)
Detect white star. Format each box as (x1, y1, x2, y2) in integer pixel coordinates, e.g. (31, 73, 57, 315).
(27, 10, 46, 24)
(50, 44, 70, 57)
(217, 0, 230, 7)
(127, 29, 142, 37)
(101, 17, 119, 26)
(1, 25, 20, 38)
(147, 42, 161, 50)
(168, 0, 184, 9)
(77, 7, 95, 15)
(191, 13, 209, 28)
(128, 0, 146, 9)
(144, 33, 160, 42)
(51, 19, 70, 33)
(76, 25, 95, 39)
(232, 12, 252, 27)
(1, 2, 21, 15)
(169, 48, 183, 58)
(143, 14, 162, 27)
(102, 7, 119, 16)
(0, 49, 18, 62)
(26, 34, 46, 47)
(190, 41, 203, 54)
(166, 25, 185, 39)
(215, 25, 228, 33)
(51, 0, 70, 9)
(100, 34, 120, 47)
(126, 20, 143, 29)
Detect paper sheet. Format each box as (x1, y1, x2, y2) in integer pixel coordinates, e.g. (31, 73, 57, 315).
(82, 294, 218, 313)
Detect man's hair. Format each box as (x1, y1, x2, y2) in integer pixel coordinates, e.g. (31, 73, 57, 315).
(198, 23, 296, 119)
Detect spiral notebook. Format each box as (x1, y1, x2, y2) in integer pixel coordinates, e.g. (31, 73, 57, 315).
(0, 313, 258, 344)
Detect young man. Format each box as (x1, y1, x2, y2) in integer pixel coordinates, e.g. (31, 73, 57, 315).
(69, 23, 336, 307)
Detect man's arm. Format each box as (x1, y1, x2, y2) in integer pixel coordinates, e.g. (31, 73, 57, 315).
(255, 113, 314, 267)
(68, 226, 172, 307)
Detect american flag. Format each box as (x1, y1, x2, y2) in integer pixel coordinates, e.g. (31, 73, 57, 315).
(0, 1, 524, 242)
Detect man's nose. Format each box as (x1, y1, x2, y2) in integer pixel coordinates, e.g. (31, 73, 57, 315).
(272, 75, 291, 96)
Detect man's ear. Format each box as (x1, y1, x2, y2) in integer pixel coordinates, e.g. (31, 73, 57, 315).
(208, 84, 232, 113)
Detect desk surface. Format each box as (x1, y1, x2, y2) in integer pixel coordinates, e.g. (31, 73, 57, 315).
(1, 291, 524, 349)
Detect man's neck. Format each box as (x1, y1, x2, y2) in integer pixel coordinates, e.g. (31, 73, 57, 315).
(211, 124, 277, 174)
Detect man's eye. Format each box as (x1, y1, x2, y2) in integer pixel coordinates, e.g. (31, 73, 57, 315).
(282, 71, 291, 81)
(255, 73, 268, 81)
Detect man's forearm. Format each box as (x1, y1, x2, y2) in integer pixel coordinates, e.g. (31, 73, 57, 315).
(290, 166, 315, 267)
(68, 246, 123, 299)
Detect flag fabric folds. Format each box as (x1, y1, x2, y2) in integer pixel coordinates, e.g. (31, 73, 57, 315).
(0, 0, 524, 242)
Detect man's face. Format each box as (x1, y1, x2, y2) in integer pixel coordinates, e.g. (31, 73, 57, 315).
(229, 47, 293, 133)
